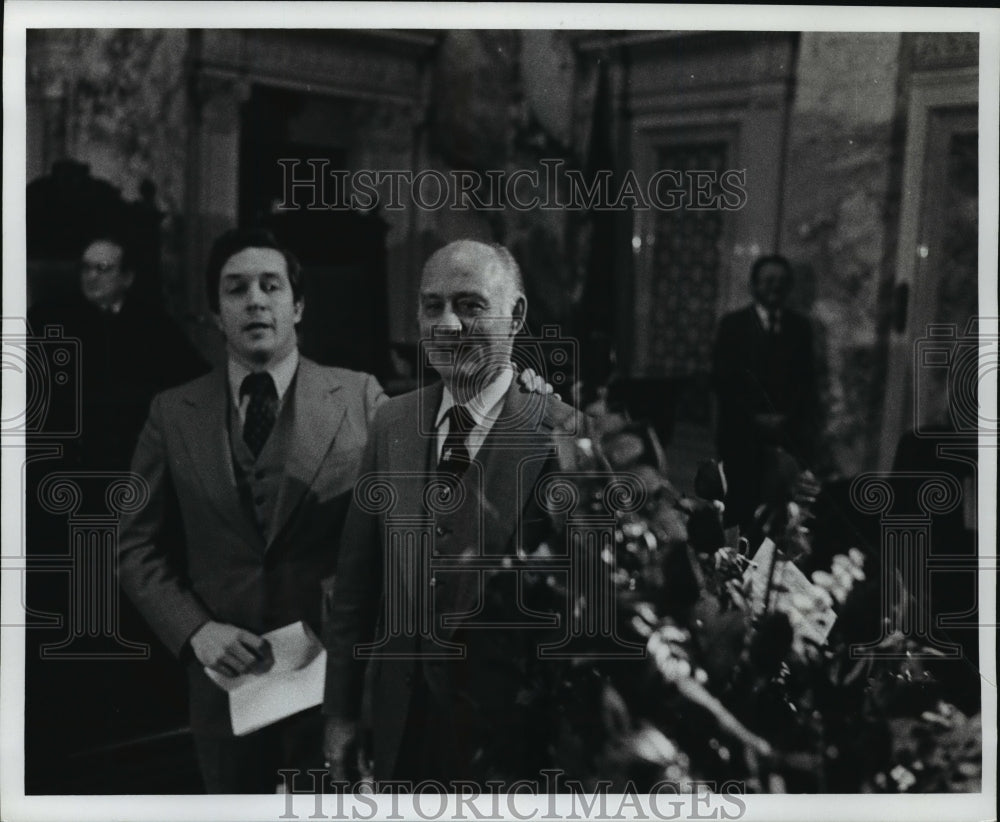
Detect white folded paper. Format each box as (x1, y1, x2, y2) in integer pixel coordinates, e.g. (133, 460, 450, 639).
(744, 538, 836, 647)
(204, 621, 326, 736)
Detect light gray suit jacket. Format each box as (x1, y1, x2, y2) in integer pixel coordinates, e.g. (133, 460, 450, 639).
(118, 355, 385, 735)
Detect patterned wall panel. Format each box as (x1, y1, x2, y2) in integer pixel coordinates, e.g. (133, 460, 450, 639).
(647, 141, 728, 378)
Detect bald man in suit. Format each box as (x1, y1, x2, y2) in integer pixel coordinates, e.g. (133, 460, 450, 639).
(323, 240, 580, 787)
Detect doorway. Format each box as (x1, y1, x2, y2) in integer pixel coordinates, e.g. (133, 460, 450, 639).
(880, 70, 979, 467)
(238, 84, 392, 379)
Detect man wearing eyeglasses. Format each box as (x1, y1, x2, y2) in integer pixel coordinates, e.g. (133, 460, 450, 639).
(24, 232, 209, 793)
(28, 233, 207, 470)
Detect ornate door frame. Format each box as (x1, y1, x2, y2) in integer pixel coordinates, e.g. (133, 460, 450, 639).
(183, 30, 437, 326)
(620, 32, 798, 379)
(878, 67, 979, 470)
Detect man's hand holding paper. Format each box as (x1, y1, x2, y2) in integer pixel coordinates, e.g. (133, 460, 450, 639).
(190, 621, 274, 677)
(203, 621, 326, 735)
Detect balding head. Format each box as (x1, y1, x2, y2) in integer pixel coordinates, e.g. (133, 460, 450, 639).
(418, 240, 527, 399)
(422, 240, 524, 302)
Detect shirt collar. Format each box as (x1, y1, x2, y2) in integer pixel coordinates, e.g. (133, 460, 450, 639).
(228, 347, 299, 405)
(754, 302, 781, 328)
(436, 364, 514, 430)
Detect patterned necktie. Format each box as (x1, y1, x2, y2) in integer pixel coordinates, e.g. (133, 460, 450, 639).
(240, 372, 278, 458)
(437, 404, 475, 477)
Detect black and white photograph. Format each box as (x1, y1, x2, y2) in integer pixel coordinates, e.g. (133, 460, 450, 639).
(1, 4, 997, 821)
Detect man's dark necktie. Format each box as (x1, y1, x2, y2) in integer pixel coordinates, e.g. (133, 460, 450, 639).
(437, 404, 475, 477)
(240, 372, 278, 458)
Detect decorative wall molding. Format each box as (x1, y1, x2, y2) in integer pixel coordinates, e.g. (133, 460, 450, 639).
(911, 32, 979, 71)
(198, 29, 438, 107)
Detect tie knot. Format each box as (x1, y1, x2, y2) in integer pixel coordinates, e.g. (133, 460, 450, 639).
(240, 371, 277, 400)
(446, 404, 475, 436)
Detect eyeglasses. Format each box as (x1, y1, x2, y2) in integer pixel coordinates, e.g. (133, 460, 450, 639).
(79, 261, 120, 275)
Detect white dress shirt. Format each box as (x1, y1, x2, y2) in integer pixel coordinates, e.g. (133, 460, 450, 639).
(434, 364, 514, 463)
(754, 302, 782, 334)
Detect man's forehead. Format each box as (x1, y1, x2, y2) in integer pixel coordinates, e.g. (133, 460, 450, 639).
(83, 240, 123, 260)
(757, 262, 789, 279)
(422, 244, 507, 291)
(220, 247, 288, 276)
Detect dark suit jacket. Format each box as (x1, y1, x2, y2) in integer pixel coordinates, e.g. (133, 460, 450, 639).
(28, 293, 208, 470)
(711, 304, 817, 465)
(323, 378, 580, 780)
(117, 356, 385, 736)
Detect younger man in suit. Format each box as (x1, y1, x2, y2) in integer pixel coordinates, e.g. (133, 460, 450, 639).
(117, 228, 386, 792)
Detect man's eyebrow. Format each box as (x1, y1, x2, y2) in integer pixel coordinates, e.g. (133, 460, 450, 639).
(221, 271, 282, 280)
(420, 289, 488, 300)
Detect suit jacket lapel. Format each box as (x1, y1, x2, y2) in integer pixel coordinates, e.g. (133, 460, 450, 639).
(443, 384, 556, 632)
(266, 357, 348, 547)
(177, 369, 263, 550)
(385, 382, 441, 515)
(380, 382, 447, 625)
(481, 384, 553, 550)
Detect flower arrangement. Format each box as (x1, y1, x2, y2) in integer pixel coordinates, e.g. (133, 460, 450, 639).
(476, 408, 983, 794)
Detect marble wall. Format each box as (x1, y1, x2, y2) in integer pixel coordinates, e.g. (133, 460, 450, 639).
(24, 29, 979, 478)
(779, 33, 906, 478)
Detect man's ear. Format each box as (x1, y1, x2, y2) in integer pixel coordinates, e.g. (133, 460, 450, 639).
(511, 294, 527, 334)
(293, 298, 305, 324)
(211, 311, 223, 332)
(122, 269, 136, 290)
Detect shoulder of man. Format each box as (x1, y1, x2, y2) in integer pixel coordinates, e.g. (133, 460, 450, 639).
(149, 368, 220, 411)
(540, 392, 582, 434)
(27, 295, 93, 330)
(498, 384, 587, 440)
(298, 356, 380, 392)
(716, 305, 754, 332)
(783, 306, 812, 327)
(373, 380, 432, 418)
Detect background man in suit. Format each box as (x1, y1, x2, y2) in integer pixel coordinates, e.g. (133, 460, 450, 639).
(117, 227, 386, 793)
(24, 233, 208, 790)
(711, 254, 818, 531)
(28, 232, 207, 470)
(323, 240, 578, 788)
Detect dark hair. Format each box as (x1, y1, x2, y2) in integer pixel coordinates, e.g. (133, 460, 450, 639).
(205, 227, 303, 313)
(750, 254, 793, 285)
(82, 231, 134, 272)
